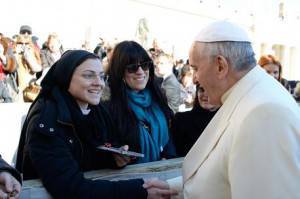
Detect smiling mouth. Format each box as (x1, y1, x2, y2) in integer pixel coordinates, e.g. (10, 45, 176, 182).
(88, 89, 101, 94)
(134, 76, 145, 81)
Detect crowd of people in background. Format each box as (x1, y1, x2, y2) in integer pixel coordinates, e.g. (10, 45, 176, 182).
(1, 22, 300, 198)
(2, 25, 299, 106)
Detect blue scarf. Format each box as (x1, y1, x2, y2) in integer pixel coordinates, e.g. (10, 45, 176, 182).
(127, 89, 169, 163)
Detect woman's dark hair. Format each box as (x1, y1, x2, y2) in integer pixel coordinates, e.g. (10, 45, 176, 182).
(107, 40, 172, 151)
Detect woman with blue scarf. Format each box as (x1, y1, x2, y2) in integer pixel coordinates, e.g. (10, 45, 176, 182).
(106, 41, 176, 163)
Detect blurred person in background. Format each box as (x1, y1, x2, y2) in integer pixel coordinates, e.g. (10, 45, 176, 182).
(14, 34, 42, 101)
(258, 54, 291, 91)
(172, 85, 219, 156)
(173, 59, 184, 81)
(38, 33, 64, 84)
(178, 63, 196, 111)
(0, 34, 18, 102)
(93, 37, 106, 61)
(155, 52, 181, 113)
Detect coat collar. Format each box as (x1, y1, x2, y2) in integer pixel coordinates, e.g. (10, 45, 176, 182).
(37, 87, 73, 135)
(182, 66, 266, 182)
(51, 87, 73, 124)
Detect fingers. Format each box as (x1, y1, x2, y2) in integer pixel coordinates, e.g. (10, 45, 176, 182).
(0, 188, 8, 199)
(120, 145, 129, 151)
(0, 172, 21, 199)
(146, 187, 178, 199)
(0, 172, 14, 193)
(143, 178, 169, 189)
(113, 154, 131, 167)
(11, 179, 21, 198)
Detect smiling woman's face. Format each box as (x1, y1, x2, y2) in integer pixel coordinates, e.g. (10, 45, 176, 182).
(68, 58, 105, 110)
(124, 62, 150, 92)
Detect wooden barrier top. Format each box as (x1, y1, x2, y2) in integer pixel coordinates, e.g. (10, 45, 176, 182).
(20, 157, 183, 198)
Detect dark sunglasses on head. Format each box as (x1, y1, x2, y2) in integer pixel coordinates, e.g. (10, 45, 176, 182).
(125, 61, 153, 73)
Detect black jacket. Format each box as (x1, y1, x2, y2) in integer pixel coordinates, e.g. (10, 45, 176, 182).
(0, 155, 21, 183)
(16, 87, 147, 199)
(171, 106, 218, 156)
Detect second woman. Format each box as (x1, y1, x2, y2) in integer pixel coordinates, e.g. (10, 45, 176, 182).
(106, 41, 176, 163)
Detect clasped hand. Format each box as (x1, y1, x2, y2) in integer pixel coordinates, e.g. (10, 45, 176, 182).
(0, 172, 21, 199)
(112, 145, 132, 168)
(143, 178, 178, 199)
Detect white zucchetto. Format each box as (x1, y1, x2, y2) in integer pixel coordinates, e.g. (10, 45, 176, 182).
(194, 20, 251, 42)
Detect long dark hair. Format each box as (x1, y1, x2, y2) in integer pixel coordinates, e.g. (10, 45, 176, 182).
(107, 40, 172, 151)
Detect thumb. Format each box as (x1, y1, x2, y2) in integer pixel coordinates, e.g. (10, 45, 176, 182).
(121, 145, 129, 151)
(0, 189, 8, 199)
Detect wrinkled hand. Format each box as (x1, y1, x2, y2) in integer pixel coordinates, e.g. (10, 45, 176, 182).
(143, 178, 178, 199)
(113, 145, 131, 168)
(0, 171, 21, 199)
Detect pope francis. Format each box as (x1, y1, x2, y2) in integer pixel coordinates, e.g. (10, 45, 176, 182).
(144, 20, 300, 199)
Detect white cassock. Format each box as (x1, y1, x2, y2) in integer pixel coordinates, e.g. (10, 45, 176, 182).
(168, 66, 300, 199)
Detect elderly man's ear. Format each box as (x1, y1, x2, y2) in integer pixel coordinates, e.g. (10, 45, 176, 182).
(215, 55, 229, 79)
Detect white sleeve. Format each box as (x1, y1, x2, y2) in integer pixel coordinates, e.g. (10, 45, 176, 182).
(229, 103, 300, 199)
(167, 176, 183, 193)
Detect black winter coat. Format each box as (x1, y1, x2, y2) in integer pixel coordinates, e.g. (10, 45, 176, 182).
(16, 88, 147, 199)
(171, 106, 218, 156)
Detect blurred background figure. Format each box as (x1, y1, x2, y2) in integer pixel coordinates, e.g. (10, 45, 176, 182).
(173, 59, 184, 81)
(294, 82, 300, 103)
(135, 18, 149, 48)
(148, 38, 163, 60)
(0, 34, 13, 102)
(178, 63, 196, 111)
(154, 52, 181, 113)
(19, 25, 41, 53)
(14, 34, 42, 102)
(258, 54, 291, 92)
(93, 37, 106, 61)
(40, 33, 64, 69)
(172, 85, 219, 156)
(38, 33, 64, 84)
(101, 39, 118, 73)
(0, 33, 18, 102)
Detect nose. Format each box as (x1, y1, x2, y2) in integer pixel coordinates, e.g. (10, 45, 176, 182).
(135, 66, 144, 74)
(92, 75, 105, 87)
(192, 72, 198, 84)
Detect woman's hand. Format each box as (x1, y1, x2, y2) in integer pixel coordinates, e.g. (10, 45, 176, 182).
(0, 171, 21, 199)
(112, 145, 131, 168)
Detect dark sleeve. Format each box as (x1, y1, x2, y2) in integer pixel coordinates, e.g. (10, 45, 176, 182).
(170, 113, 185, 157)
(161, 138, 177, 159)
(27, 123, 147, 199)
(0, 155, 22, 183)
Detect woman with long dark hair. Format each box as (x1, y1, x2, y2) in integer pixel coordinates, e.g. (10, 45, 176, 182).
(107, 41, 176, 163)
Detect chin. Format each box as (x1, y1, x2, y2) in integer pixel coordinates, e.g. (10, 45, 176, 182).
(88, 99, 100, 106)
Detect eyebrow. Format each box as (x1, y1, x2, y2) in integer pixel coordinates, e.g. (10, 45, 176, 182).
(82, 70, 104, 74)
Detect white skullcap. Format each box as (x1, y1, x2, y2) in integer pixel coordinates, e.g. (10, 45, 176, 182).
(194, 20, 251, 42)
